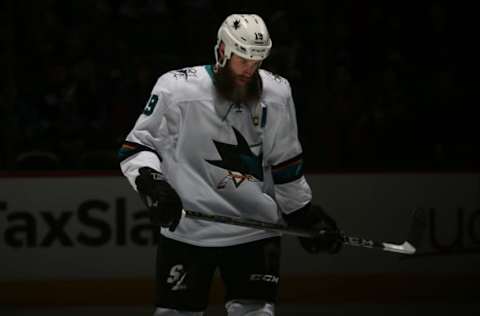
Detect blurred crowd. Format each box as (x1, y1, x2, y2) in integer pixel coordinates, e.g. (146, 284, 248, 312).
(0, 0, 475, 171)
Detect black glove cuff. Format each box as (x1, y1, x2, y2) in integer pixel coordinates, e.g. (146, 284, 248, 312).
(134, 166, 182, 231)
(283, 203, 336, 229)
(284, 203, 343, 255)
(135, 167, 164, 195)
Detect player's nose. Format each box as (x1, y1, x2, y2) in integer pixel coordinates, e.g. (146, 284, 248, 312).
(243, 62, 257, 76)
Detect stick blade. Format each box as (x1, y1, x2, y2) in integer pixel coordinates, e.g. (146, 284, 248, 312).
(383, 241, 416, 255)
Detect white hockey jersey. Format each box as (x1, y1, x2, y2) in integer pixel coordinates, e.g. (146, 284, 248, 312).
(119, 65, 312, 247)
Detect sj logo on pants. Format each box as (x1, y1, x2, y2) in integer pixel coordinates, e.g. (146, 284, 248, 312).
(167, 264, 188, 291)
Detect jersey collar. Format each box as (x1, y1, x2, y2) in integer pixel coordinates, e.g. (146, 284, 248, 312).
(204, 64, 215, 82)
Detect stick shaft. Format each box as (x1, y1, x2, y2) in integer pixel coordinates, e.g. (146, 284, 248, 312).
(182, 210, 415, 254)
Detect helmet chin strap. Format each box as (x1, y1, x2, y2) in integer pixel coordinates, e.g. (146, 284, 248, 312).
(214, 40, 229, 68)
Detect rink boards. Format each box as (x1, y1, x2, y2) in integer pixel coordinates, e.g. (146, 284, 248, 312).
(0, 173, 479, 303)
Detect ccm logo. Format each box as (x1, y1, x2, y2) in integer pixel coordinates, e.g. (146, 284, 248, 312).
(250, 274, 279, 283)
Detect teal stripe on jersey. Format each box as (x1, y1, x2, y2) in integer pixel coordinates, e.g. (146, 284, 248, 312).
(271, 154, 304, 184)
(261, 106, 267, 128)
(118, 142, 161, 162)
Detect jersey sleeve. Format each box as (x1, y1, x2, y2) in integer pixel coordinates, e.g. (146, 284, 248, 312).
(268, 83, 312, 214)
(118, 75, 181, 190)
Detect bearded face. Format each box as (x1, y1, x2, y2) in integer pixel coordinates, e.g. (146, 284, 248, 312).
(213, 56, 263, 105)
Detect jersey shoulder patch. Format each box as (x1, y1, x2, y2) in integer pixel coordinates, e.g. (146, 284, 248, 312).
(260, 69, 291, 103)
(260, 69, 289, 86)
(153, 66, 209, 103)
(168, 67, 200, 81)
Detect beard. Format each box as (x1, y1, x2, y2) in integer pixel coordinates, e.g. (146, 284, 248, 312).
(213, 64, 263, 105)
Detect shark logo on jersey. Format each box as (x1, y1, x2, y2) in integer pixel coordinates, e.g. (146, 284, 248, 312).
(206, 127, 263, 189)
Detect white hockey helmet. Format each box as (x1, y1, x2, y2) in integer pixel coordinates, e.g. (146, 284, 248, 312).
(214, 14, 272, 67)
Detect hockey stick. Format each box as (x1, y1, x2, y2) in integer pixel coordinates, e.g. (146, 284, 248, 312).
(183, 209, 424, 255)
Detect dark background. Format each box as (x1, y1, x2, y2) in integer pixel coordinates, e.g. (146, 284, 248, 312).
(0, 0, 475, 172)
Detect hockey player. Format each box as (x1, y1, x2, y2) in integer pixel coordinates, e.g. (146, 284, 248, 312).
(119, 13, 343, 316)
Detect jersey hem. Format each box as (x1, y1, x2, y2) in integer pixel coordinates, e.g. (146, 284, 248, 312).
(160, 230, 281, 247)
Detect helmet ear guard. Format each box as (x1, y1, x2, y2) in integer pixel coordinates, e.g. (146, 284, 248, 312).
(214, 14, 272, 68)
(214, 40, 231, 68)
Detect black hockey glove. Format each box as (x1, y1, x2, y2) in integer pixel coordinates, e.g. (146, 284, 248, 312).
(135, 167, 182, 232)
(284, 203, 343, 254)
